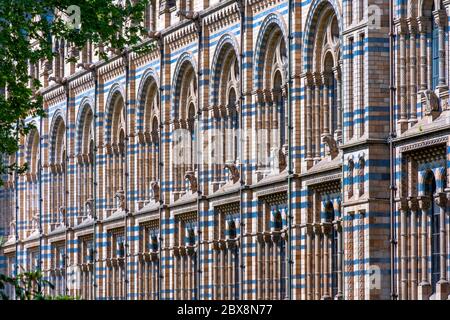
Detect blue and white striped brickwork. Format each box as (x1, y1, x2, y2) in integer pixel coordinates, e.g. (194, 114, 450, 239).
(2, 0, 450, 300)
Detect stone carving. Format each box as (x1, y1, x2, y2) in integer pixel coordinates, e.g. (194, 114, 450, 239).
(423, 89, 440, 116)
(85, 199, 93, 219)
(58, 206, 66, 225)
(115, 190, 126, 211)
(224, 161, 240, 184)
(184, 171, 198, 193)
(323, 134, 339, 158)
(150, 181, 160, 201)
(9, 220, 16, 240)
(32, 213, 39, 230)
(269, 146, 287, 174)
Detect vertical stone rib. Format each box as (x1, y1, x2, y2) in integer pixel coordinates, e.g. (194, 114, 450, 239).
(305, 74, 313, 162)
(409, 197, 419, 300)
(399, 23, 408, 128)
(409, 21, 418, 124)
(399, 200, 408, 300)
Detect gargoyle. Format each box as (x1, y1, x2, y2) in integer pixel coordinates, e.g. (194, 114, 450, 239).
(184, 171, 198, 193)
(224, 162, 240, 184)
(150, 181, 160, 200)
(323, 135, 339, 159)
(423, 89, 440, 117)
(115, 190, 126, 210)
(85, 199, 93, 219)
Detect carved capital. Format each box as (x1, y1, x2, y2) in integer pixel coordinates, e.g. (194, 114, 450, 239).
(417, 196, 431, 211)
(433, 9, 447, 28)
(435, 192, 447, 207)
(408, 197, 419, 212)
(321, 222, 332, 235)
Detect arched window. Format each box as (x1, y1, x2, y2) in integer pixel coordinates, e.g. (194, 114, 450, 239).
(424, 169, 440, 290)
(49, 116, 66, 228)
(305, 7, 342, 163)
(323, 200, 342, 299)
(138, 221, 160, 300)
(173, 213, 198, 300)
(106, 92, 126, 212)
(256, 195, 288, 300)
(172, 61, 197, 198)
(138, 77, 160, 207)
(255, 24, 288, 177)
(396, 0, 447, 127)
(211, 42, 240, 189)
(25, 129, 40, 232)
(78, 236, 94, 299)
(106, 229, 126, 300)
(77, 105, 94, 221)
(212, 205, 240, 300)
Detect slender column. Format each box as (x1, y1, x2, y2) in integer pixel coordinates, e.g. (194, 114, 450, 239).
(314, 224, 321, 300)
(321, 223, 332, 300)
(213, 247, 218, 299)
(321, 73, 330, 135)
(434, 10, 447, 88)
(332, 66, 342, 143)
(220, 246, 225, 299)
(418, 18, 428, 91)
(305, 74, 313, 163)
(306, 224, 313, 300)
(408, 197, 419, 300)
(398, 23, 408, 130)
(180, 254, 185, 300)
(272, 238, 278, 299)
(173, 254, 178, 300)
(418, 197, 432, 299)
(399, 199, 408, 300)
(264, 90, 272, 162)
(257, 237, 263, 299)
(265, 237, 270, 299)
(335, 221, 343, 300)
(272, 90, 279, 149)
(313, 74, 321, 161)
(256, 91, 265, 167)
(145, 261, 149, 299)
(434, 193, 449, 299)
(408, 20, 418, 124)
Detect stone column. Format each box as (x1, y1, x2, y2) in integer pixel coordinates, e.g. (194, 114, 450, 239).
(398, 22, 408, 132)
(434, 192, 449, 299)
(321, 223, 332, 300)
(408, 19, 418, 124)
(408, 197, 419, 300)
(434, 10, 447, 90)
(314, 223, 321, 300)
(306, 224, 313, 300)
(417, 18, 428, 91)
(334, 220, 343, 300)
(399, 199, 409, 300)
(332, 65, 342, 143)
(418, 196, 432, 299)
(321, 73, 330, 135)
(313, 74, 322, 161)
(305, 74, 314, 165)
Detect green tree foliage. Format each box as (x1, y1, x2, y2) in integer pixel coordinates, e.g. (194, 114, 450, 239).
(0, 0, 153, 184)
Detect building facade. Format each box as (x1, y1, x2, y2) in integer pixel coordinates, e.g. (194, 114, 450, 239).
(0, 0, 449, 300)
